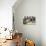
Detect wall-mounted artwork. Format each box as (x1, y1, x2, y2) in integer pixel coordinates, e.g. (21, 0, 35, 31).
(23, 16, 36, 25)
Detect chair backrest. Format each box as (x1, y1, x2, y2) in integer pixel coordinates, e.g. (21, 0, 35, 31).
(14, 33, 23, 46)
(25, 40, 35, 46)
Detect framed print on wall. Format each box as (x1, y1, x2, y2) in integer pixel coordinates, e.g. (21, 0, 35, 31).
(23, 16, 36, 25)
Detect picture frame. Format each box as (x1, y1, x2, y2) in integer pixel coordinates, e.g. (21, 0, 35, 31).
(23, 16, 36, 25)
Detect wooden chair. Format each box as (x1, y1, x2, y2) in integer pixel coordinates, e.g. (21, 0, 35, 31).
(25, 40, 35, 46)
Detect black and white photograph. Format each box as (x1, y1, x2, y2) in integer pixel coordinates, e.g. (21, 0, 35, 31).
(23, 16, 36, 25)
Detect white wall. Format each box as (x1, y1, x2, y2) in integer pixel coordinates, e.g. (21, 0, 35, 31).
(0, 0, 16, 30)
(41, 0, 46, 46)
(13, 0, 41, 46)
